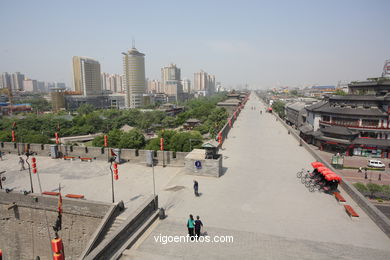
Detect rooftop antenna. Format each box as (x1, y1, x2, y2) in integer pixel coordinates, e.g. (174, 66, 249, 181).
(132, 37, 135, 48)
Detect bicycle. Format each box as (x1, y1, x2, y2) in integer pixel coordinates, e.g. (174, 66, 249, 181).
(296, 168, 306, 178)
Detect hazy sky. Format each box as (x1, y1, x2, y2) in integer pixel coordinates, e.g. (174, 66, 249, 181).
(0, 0, 389, 89)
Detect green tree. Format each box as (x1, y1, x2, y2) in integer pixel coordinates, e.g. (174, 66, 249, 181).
(272, 100, 286, 118)
(144, 138, 161, 151)
(290, 90, 298, 96)
(118, 129, 146, 149)
(162, 116, 177, 128)
(353, 182, 368, 193)
(77, 104, 95, 115)
(169, 131, 203, 152)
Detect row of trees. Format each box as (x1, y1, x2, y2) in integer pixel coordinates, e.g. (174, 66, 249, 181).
(0, 93, 228, 151)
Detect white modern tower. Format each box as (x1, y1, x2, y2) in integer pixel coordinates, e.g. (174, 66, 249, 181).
(122, 45, 146, 108)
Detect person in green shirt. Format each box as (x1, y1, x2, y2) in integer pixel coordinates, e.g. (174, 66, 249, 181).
(187, 214, 195, 240)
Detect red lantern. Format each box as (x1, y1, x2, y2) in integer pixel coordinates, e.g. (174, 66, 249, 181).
(55, 132, 59, 144)
(113, 163, 118, 180)
(12, 130, 15, 142)
(218, 132, 222, 145)
(53, 252, 64, 260)
(51, 238, 63, 253)
(32, 157, 37, 174)
(160, 138, 164, 151)
(104, 135, 108, 147)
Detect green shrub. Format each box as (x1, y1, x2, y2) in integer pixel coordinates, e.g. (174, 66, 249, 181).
(353, 182, 368, 193)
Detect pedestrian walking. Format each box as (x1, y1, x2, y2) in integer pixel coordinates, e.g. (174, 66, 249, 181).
(364, 171, 368, 179)
(193, 180, 199, 197)
(357, 167, 362, 173)
(0, 150, 3, 161)
(194, 216, 203, 239)
(378, 173, 382, 181)
(19, 156, 25, 171)
(187, 214, 195, 240)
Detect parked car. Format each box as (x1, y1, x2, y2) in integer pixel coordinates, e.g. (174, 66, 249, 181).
(367, 159, 385, 168)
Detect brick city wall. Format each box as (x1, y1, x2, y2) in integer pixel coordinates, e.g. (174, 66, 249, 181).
(0, 191, 113, 260)
(0, 142, 188, 167)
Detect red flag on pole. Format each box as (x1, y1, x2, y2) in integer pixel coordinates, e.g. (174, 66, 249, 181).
(11, 130, 15, 142)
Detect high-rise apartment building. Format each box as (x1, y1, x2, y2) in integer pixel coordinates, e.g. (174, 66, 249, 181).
(161, 64, 183, 101)
(161, 64, 181, 92)
(73, 56, 102, 96)
(147, 79, 161, 93)
(23, 79, 38, 92)
(1, 72, 12, 91)
(194, 70, 216, 96)
(182, 78, 191, 93)
(101, 73, 122, 93)
(122, 46, 146, 108)
(10, 72, 25, 91)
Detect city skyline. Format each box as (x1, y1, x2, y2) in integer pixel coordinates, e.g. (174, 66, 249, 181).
(0, 0, 389, 89)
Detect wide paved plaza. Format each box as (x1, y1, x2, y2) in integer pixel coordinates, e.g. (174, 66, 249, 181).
(122, 94, 390, 259)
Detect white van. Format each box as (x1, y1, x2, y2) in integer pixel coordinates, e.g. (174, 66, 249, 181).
(367, 159, 385, 168)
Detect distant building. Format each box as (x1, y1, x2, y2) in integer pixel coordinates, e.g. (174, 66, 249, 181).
(194, 70, 215, 96)
(73, 56, 102, 96)
(382, 59, 390, 78)
(101, 72, 122, 93)
(147, 79, 161, 93)
(182, 78, 191, 93)
(122, 46, 146, 108)
(11, 72, 25, 91)
(51, 88, 66, 112)
(23, 79, 38, 92)
(306, 85, 336, 97)
(301, 80, 390, 157)
(1, 72, 12, 91)
(161, 64, 183, 101)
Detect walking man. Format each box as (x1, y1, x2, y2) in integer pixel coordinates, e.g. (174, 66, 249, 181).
(19, 156, 25, 171)
(193, 180, 199, 197)
(378, 173, 382, 181)
(195, 216, 203, 240)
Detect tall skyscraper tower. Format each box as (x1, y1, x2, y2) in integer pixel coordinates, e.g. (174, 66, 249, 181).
(72, 56, 102, 96)
(122, 46, 146, 108)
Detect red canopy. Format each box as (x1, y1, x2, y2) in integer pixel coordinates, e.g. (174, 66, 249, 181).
(311, 162, 324, 168)
(316, 166, 329, 173)
(325, 174, 342, 181)
(321, 170, 335, 176)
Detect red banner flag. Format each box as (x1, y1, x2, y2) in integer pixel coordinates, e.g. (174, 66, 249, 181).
(11, 130, 15, 142)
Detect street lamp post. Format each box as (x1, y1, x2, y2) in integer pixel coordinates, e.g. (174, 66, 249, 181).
(25, 152, 34, 193)
(109, 158, 115, 203)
